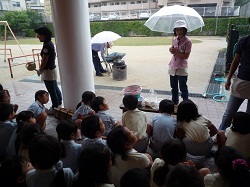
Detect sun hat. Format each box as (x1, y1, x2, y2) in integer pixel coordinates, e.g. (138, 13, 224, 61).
(174, 20, 188, 30)
(34, 26, 52, 37)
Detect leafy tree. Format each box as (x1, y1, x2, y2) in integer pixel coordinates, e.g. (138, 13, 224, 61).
(234, 0, 250, 6)
(26, 10, 44, 29)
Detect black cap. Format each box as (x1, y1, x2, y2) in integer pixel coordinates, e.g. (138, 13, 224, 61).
(34, 26, 52, 37)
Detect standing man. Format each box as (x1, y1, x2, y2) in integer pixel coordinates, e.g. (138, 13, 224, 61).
(91, 42, 112, 76)
(168, 20, 192, 105)
(35, 26, 62, 110)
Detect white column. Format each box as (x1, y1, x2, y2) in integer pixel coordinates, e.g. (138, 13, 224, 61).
(50, 0, 94, 110)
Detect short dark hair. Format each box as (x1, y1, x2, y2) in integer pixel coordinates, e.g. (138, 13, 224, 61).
(0, 103, 13, 121)
(120, 168, 150, 187)
(231, 112, 250, 134)
(35, 90, 48, 101)
(34, 26, 52, 41)
(159, 99, 174, 114)
(81, 91, 95, 104)
(0, 84, 3, 91)
(29, 135, 61, 170)
(81, 115, 101, 139)
(91, 96, 105, 113)
(177, 99, 201, 122)
(56, 119, 78, 140)
(123, 95, 138, 110)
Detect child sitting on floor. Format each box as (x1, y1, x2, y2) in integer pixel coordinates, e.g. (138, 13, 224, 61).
(0, 84, 18, 113)
(27, 90, 49, 132)
(107, 125, 152, 187)
(147, 99, 177, 159)
(176, 99, 218, 156)
(217, 112, 250, 159)
(122, 95, 149, 153)
(56, 119, 82, 174)
(26, 135, 74, 187)
(91, 96, 119, 136)
(81, 115, 106, 150)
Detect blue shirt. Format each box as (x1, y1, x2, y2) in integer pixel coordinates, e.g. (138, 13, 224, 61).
(81, 137, 107, 150)
(91, 43, 106, 61)
(97, 110, 116, 136)
(72, 103, 92, 121)
(28, 100, 46, 117)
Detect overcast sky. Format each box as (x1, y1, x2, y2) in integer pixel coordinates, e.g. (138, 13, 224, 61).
(40, 0, 44, 3)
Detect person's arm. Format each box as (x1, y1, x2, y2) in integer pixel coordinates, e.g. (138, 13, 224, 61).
(225, 53, 241, 90)
(37, 54, 49, 76)
(208, 124, 218, 137)
(100, 44, 106, 62)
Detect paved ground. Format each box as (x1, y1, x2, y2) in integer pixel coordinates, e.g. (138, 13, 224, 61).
(0, 36, 248, 130)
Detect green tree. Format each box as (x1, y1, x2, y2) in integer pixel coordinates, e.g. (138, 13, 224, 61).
(26, 10, 44, 29)
(3, 11, 31, 35)
(234, 0, 250, 6)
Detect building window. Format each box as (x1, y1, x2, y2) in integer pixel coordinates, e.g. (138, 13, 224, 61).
(152, 0, 157, 2)
(137, 1, 141, 4)
(143, 0, 148, 3)
(94, 4, 100, 7)
(12, 1, 20, 7)
(102, 2, 107, 6)
(115, 2, 119, 5)
(110, 2, 114, 5)
(121, 2, 126, 5)
(0, 2, 2, 10)
(130, 1, 135, 4)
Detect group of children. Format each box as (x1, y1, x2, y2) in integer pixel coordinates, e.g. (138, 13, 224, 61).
(0, 84, 249, 187)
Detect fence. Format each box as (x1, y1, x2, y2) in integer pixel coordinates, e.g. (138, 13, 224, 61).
(7, 53, 41, 78)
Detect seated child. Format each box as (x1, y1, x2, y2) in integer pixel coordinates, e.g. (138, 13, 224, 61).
(120, 168, 151, 187)
(91, 96, 119, 136)
(176, 99, 218, 156)
(56, 120, 82, 174)
(122, 95, 149, 153)
(0, 155, 34, 187)
(217, 111, 250, 159)
(204, 146, 250, 187)
(151, 139, 191, 187)
(0, 84, 18, 113)
(74, 143, 114, 187)
(81, 115, 106, 150)
(6, 110, 36, 157)
(27, 90, 49, 132)
(26, 135, 74, 187)
(166, 164, 205, 187)
(107, 125, 152, 187)
(0, 103, 17, 162)
(147, 99, 177, 159)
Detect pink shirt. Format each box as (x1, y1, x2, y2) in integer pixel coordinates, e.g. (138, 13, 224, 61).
(169, 36, 192, 70)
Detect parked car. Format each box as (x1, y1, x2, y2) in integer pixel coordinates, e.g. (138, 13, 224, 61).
(108, 12, 119, 20)
(139, 10, 150, 19)
(89, 13, 101, 21)
(101, 15, 109, 21)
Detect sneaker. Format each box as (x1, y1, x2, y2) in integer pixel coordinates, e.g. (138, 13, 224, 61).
(101, 69, 107, 73)
(96, 73, 104, 76)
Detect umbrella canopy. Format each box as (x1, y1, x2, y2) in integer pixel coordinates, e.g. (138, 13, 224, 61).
(144, 5, 205, 33)
(91, 31, 121, 44)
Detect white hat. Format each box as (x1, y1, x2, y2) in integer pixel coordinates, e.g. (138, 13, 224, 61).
(107, 41, 113, 48)
(174, 20, 188, 30)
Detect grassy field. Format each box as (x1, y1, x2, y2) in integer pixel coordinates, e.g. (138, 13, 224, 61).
(0, 37, 202, 46)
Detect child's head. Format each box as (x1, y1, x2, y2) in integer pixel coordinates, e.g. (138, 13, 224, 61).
(159, 99, 174, 114)
(177, 99, 200, 122)
(29, 135, 61, 170)
(81, 91, 96, 105)
(166, 164, 204, 187)
(0, 156, 34, 187)
(120, 168, 151, 187)
(16, 111, 36, 126)
(35, 90, 49, 104)
(0, 103, 14, 121)
(107, 126, 137, 160)
(215, 146, 249, 185)
(56, 119, 78, 140)
(231, 112, 250, 135)
(0, 90, 10, 104)
(81, 115, 105, 139)
(0, 84, 3, 91)
(91, 96, 109, 113)
(77, 143, 111, 186)
(153, 139, 187, 186)
(123, 95, 138, 110)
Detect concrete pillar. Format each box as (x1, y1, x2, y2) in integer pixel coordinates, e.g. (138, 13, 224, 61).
(50, 0, 94, 110)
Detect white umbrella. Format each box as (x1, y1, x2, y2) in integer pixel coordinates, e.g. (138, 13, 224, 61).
(91, 31, 121, 44)
(144, 5, 205, 33)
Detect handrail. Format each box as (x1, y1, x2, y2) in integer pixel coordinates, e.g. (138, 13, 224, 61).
(0, 48, 13, 61)
(7, 53, 41, 78)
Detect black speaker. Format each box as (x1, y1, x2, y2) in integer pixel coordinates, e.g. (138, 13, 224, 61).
(225, 25, 239, 73)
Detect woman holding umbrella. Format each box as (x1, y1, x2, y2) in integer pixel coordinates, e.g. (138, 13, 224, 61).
(35, 26, 62, 110)
(169, 20, 192, 105)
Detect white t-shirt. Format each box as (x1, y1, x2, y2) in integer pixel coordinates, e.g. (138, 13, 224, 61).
(204, 173, 229, 187)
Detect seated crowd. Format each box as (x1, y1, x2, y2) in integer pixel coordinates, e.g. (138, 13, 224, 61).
(0, 84, 249, 187)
